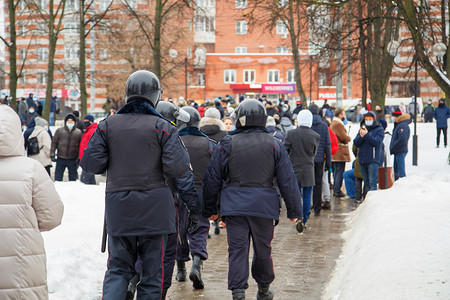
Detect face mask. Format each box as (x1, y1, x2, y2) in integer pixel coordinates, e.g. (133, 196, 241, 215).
(84, 121, 91, 128)
(66, 123, 75, 130)
(439, 102, 444, 107)
(365, 120, 373, 127)
(343, 118, 348, 125)
(428, 102, 432, 105)
(44, 126, 48, 131)
(282, 107, 288, 112)
(29, 109, 35, 114)
(391, 117, 395, 123)
(376, 109, 382, 113)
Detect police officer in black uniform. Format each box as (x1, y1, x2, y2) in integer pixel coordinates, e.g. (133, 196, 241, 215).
(175, 106, 217, 290)
(80, 70, 192, 299)
(203, 99, 302, 300)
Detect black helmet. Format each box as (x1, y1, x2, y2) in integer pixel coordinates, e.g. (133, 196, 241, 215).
(156, 101, 178, 122)
(235, 99, 267, 128)
(177, 106, 201, 130)
(125, 70, 162, 107)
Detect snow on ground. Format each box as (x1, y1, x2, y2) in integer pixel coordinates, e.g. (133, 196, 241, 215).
(323, 121, 450, 300)
(42, 182, 106, 300)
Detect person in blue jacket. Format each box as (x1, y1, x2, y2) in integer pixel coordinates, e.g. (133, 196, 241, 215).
(390, 110, 411, 180)
(433, 98, 450, 148)
(353, 111, 385, 194)
(202, 99, 302, 300)
(80, 71, 193, 299)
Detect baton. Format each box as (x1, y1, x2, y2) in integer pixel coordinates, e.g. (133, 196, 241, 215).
(101, 215, 107, 253)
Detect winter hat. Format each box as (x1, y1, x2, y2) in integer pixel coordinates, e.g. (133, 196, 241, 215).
(65, 114, 76, 122)
(34, 117, 48, 127)
(266, 116, 276, 127)
(73, 110, 80, 118)
(391, 110, 402, 117)
(308, 103, 320, 115)
(379, 119, 387, 130)
(364, 111, 376, 120)
(297, 109, 313, 128)
(84, 114, 94, 123)
(204, 107, 221, 120)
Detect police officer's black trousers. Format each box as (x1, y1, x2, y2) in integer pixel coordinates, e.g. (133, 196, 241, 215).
(225, 216, 275, 290)
(102, 234, 167, 299)
(313, 161, 325, 213)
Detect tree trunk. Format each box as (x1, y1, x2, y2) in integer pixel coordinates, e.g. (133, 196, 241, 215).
(79, 0, 88, 115)
(43, 1, 56, 121)
(7, 0, 18, 112)
(153, 0, 163, 78)
(358, 0, 367, 106)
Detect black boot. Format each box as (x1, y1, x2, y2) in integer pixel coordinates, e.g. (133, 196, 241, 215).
(176, 260, 186, 282)
(125, 274, 140, 300)
(232, 289, 246, 300)
(189, 255, 204, 289)
(214, 219, 220, 235)
(256, 283, 274, 300)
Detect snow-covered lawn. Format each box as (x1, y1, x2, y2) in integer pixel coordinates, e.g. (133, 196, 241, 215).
(323, 122, 450, 300)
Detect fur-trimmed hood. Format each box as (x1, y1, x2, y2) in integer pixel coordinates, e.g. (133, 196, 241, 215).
(200, 117, 225, 131)
(396, 113, 410, 124)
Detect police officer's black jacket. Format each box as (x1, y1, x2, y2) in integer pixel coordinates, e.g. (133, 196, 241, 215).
(202, 127, 302, 221)
(80, 100, 191, 236)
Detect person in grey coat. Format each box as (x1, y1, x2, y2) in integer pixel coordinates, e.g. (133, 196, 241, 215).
(285, 110, 320, 227)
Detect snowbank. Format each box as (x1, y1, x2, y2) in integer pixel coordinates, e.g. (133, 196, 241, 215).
(323, 122, 450, 299)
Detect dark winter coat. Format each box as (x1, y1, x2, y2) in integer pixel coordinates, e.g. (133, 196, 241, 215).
(50, 114, 83, 159)
(200, 117, 227, 142)
(433, 103, 450, 128)
(266, 125, 285, 142)
(80, 100, 191, 236)
(311, 114, 331, 167)
(353, 122, 385, 165)
(293, 105, 304, 115)
(422, 104, 435, 118)
(390, 114, 411, 155)
(26, 96, 36, 110)
(202, 127, 302, 221)
(266, 105, 278, 117)
(284, 126, 320, 187)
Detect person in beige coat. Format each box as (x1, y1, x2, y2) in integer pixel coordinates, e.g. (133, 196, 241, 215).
(330, 108, 351, 197)
(0, 105, 64, 300)
(27, 117, 53, 176)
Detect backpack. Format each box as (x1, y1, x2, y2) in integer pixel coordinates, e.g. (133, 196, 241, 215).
(27, 132, 41, 156)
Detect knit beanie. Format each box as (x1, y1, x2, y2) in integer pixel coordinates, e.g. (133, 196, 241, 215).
(84, 114, 94, 123)
(308, 103, 320, 115)
(391, 110, 402, 117)
(34, 117, 48, 127)
(204, 107, 221, 120)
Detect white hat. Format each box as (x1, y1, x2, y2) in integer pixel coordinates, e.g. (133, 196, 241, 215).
(204, 107, 221, 120)
(297, 109, 313, 128)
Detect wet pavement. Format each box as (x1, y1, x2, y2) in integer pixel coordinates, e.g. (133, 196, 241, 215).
(166, 196, 357, 300)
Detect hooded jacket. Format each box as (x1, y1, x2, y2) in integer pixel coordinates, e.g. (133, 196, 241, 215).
(390, 114, 411, 155)
(433, 103, 450, 128)
(353, 121, 385, 165)
(330, 117, 351, 162)
(311, 114, 332, 167)
(50, 114, 83, 159)
(200, 117, 227, 142)
(27, 125, 52, 167)
(79, 122, 98, 160)
(0, 105, 63, 299)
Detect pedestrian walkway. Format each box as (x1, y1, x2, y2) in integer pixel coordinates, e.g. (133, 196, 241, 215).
(167, 196, 356, 299)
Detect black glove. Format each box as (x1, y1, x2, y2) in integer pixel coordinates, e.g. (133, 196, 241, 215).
(51, 156, 56, 162)
(75, 158, 80, 165)
(324, 164, 330, 172)
(187, 211, 200, 234)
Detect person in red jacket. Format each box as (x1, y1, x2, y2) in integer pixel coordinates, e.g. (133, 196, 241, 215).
(79, 115, 98, 184)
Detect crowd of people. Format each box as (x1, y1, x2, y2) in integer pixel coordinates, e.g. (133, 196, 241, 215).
(1, 70, 450, 299)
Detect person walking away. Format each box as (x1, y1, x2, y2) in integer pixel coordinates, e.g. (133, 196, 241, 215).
(80, 70, 192, 299)
(308, 103, 331, 216)
(79, 115, 98, 184)
(203, 99, 302, 300)
(51, 113, 83, 181)
(353, 112, 384, 195)
(266, 116, 285, 142)
(433, 98, 450, 148)
(321, 115, 338, 210)
(330, 108, 351, 197)
(175, 106, 217, 290)
(50, 96, 58, 126)
(0, 104, 63, 300)
(25, 117, 53, 176)
(285, 110, 319, 228)
(18, 97, 27, 124)
(389, 110, 410, 180)
(200, 107, 227, 142)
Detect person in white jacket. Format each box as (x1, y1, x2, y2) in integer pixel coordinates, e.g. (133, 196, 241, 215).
(0, 105, 64, 300)
(27, 116, 53, 175)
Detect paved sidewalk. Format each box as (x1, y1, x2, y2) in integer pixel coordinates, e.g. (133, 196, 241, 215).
(167, 197, 356, 299)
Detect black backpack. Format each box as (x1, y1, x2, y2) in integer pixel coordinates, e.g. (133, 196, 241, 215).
(27, 132, 41, 156)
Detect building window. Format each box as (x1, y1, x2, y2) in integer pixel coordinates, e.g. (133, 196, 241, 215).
(36, 23, 46, 35)
(20, 74, 27, 85)
(38, 48, 48, 61)
(195, 0, 214, 7)
(287, 69, 295, 83)
(18, 25, 26, 36)
(224, 69, 236, 83)
(38, 73, 47, 85)
(65, 22, 79, 34)
(19, 0, 26, 10)
(277, 0, 288, 8)
(276, 46, 289, 53)
(66, 46, 80, 59)
(318, 73, 327, 86)
(66, 0, 79, 10)
(268, 69, 280, 83)
(276, 20, 288, 35)
(19, 48, 27, 60)
(235, 20, 247, 35)
(99, 49, 108, 60)
(39, 0, 47, 9)
(236, 0, 247, 8)
(187, 46, 192, 59)
(235, 46, 247, 54)
(197, 73, 205, 86)
(243, 69, 255, 83)
(390, 81, 417, 98)
(99, 0, 111, 10)
(68, 72, 79, 84)
(127, 0, 137, 9)
(194, 16, 215, 32)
